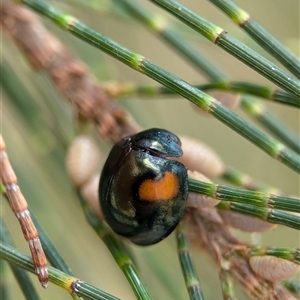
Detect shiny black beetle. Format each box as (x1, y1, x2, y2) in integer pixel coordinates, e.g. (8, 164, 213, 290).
(99, 128, 188, 245)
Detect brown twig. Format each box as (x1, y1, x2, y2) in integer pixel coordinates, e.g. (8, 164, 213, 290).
(0, 0, 140, 143)
(0, 135, 48, 287)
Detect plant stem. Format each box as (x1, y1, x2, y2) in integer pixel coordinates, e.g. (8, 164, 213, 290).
(203, 81, 299, 108)
(103, 81, 300, 154)
(244, 247, 300, 265)
(20, 0, 300, 173)
(117, 0, 226, 81)
(0, 242, 120, 300)
(188, 179, 300, 214)
(3, 192, 80, 299)
(146, 0, 300, 97)
(240, 95, 300, 154)
(221, 167, 282, 194)
(219, 259, 236, 300)
(217, 201, 300, 230)
(176, 222, 204, 300)
(111, 0, 299, 152)
(207, 0, 300, 78)
(104, 80, 299, 108)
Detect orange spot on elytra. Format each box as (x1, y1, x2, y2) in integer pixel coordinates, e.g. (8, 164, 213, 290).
(139, 171, 179, 201)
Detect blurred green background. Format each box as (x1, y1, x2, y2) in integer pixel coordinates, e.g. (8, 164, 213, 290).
(1, 0, 299, 299)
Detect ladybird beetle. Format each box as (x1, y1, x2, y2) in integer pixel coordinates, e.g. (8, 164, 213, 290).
(99, 128, 188, 245)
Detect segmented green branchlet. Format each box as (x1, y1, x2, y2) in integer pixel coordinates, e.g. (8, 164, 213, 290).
(118, 0, 226, 81)
(144, 0, 300, 162)
(217, 201, 300, 230)
(77, 193, 153, 300)
(117, 0, 299, 110)
(145, 0, 300, 97)
(0, 182, 72, 275)
(221, 168, 283, 194)
(207, 0, 300, 79)
(3, 2, 296, 300)
(110, 0, 300, 153)
(0, 243, 121, 300)
(2, 194, 82, 300)
(103, 80, 300, 154)
(200, 82, 299, 108)
(0, 219, 41, 300)
(19, 0, 300, 174)
(240, 247, 300, 265)
(3, 192, 73, 277)
(240, 95, 300, 154)
(188, 178, 300, 214)
(108, 82, 300, 153)
(175, 222, 204, 300)
(107, 81, 299, 108)
(219, 259, 236, 300)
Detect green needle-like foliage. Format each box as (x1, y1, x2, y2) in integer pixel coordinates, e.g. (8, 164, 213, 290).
(1, 0, 299, 299)
(240, 95, 300, 154)
(219, 260, 236, 300)
(176, 222, 204, 300)
(2, 194, 80, 300)
(102, 81, 300, 153)
(103, 81, 299, 108)
(217, 201, 300, 230)
(188, 178, 300, 213)
(221, 168, 282, 194)
(118, 0, 226, 81)
(109, 0, 299, 154)
(146, 0, 300, 97)
(199, 82, 299, 108)
(20, 0, 300, 174)
(0, 243, 121, 300)
(245, 247, 300, 265)
(207, 0, 300, 78)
